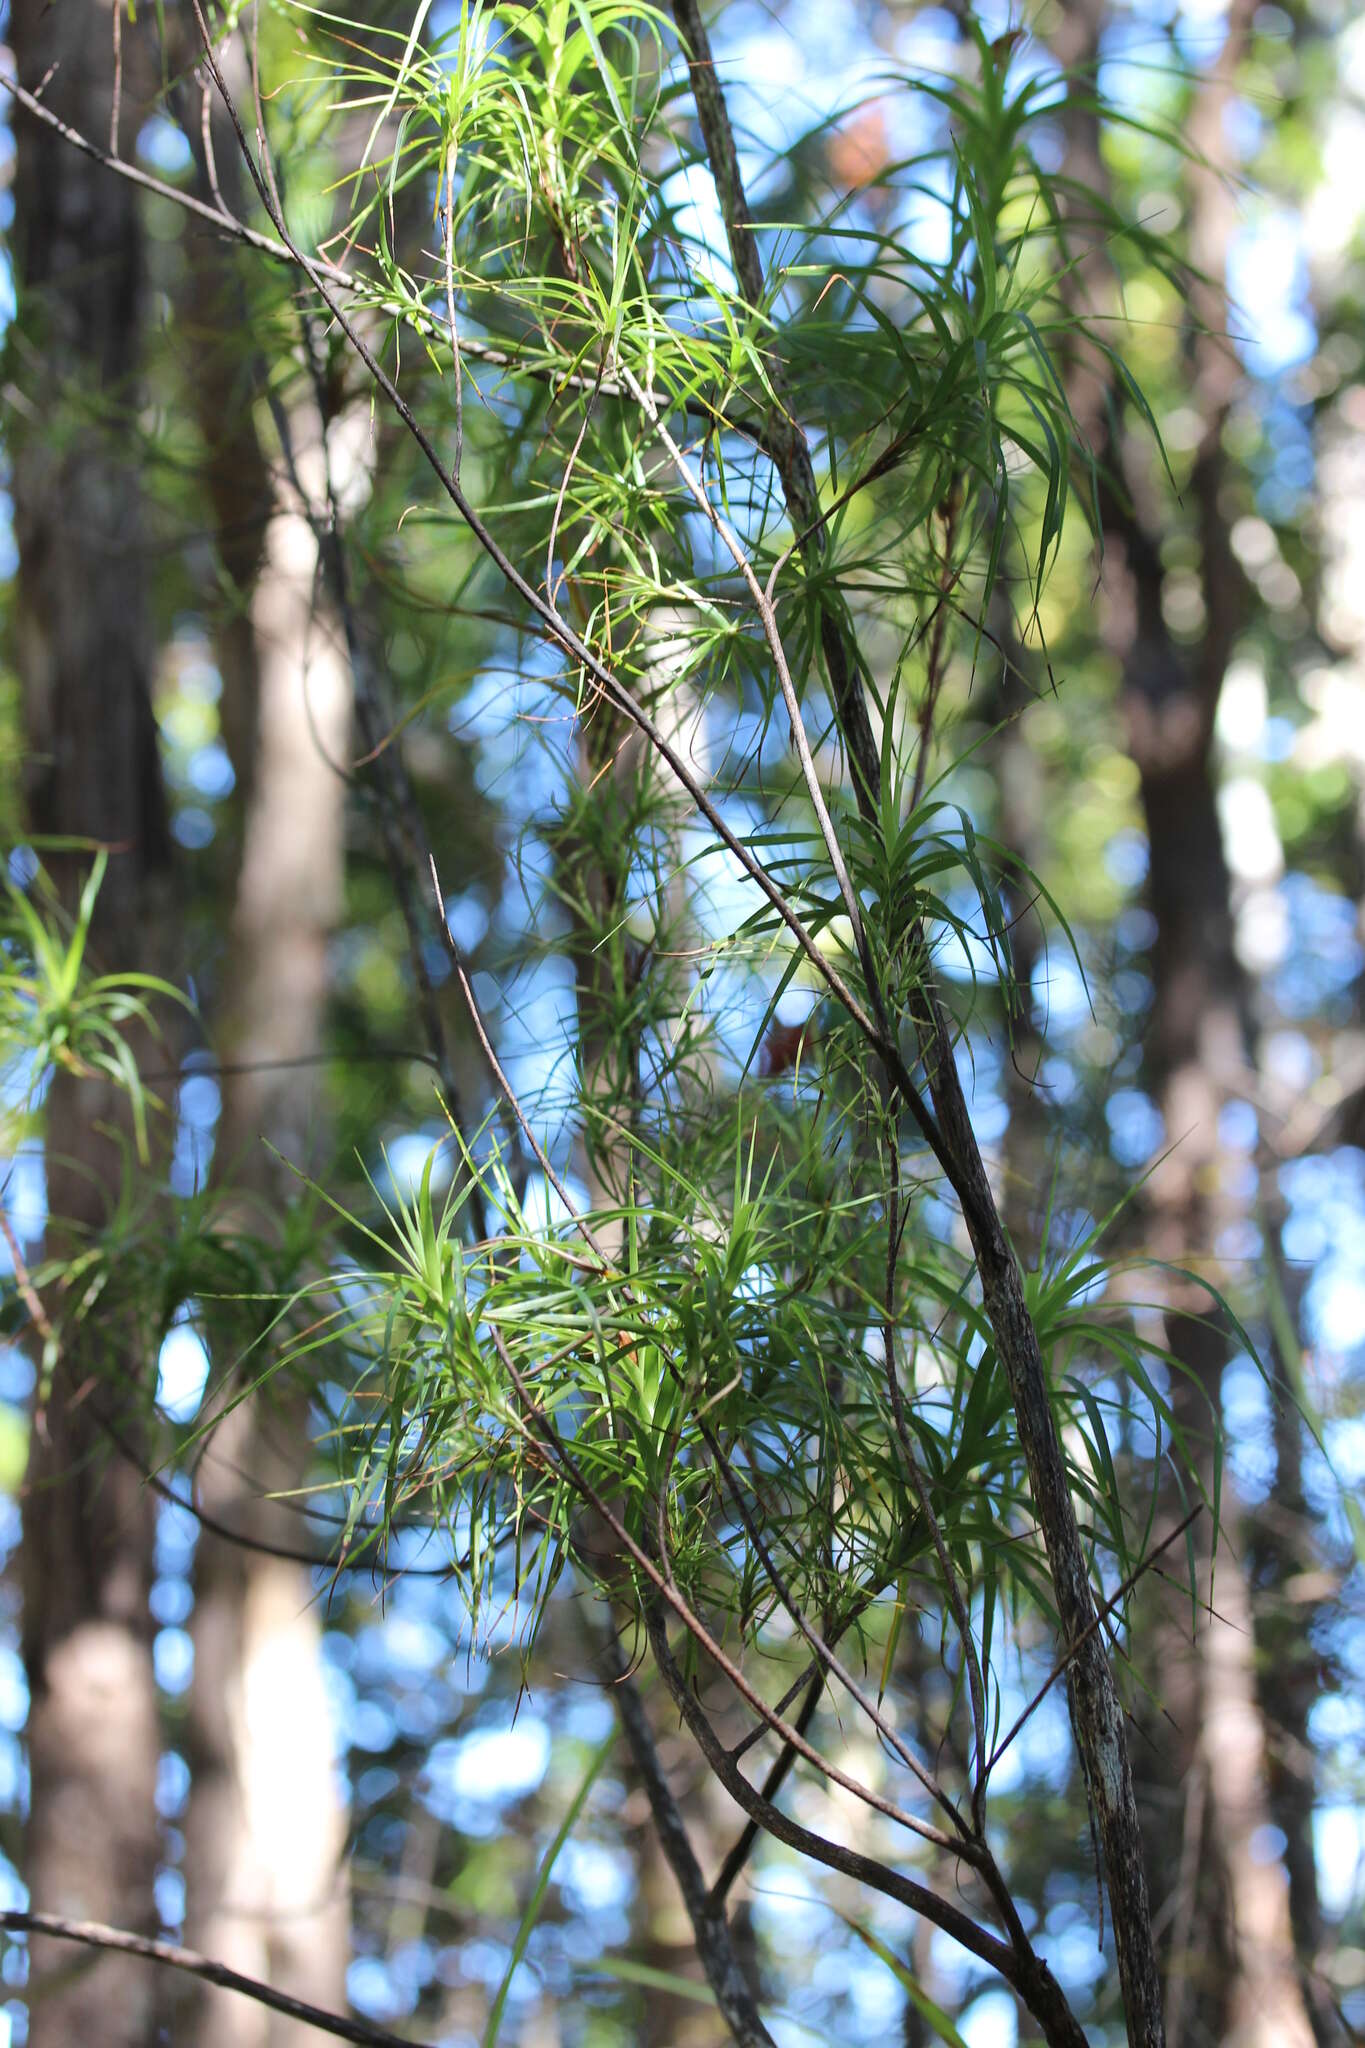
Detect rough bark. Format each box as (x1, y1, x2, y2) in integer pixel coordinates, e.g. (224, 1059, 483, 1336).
(10, 4, 170, 2041)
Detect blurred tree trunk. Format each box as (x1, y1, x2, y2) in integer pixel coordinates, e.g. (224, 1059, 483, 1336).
(10, 4, 171, 2041)
(1055, 1, 1323, 2038)
(181, 390, 353, 2042)
(635, 1785, 724, 2047)
(149, 44, 356, 2033)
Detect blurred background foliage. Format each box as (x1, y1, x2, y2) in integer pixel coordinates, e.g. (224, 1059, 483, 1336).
(1, 0, 1364, 2044)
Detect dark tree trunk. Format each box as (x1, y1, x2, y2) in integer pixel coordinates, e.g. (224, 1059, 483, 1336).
(10, 5, 171, 2041)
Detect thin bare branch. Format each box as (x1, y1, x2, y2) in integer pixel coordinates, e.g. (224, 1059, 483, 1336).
(617, 365, 878, 997)
(432, 861, 617, 1275)
(644, 1609, 1087, 2048)
(93, 1400, 469, 1580)
(602, 1629, 778, 2048)
(693, 1402, 970, 1838)
(882, 1151, 990, 1822)
(1, 1912, 418, 2048)
(986, 1504, 1205, 1780)
(708, 1669, 822, 1908)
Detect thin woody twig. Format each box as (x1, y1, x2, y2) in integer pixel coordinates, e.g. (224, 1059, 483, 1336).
(199, 71, 228, 217)
(910, 491, 962, 815)
(708, 1668, 822, 1907)
(694, 1401, 970, 1839)
(488, 1329, 963, 1854)
(0, 1208, 53, 1346)
(882, 1153, 989, 1827)
(0, 1911, 419, 2048)
(431, 858, 616, 1275)
(92, 1400, 469, 1580)
(985, 1504, 1204, 1780)
(3, 74, 356, 282)
(601, 1629, 778, 2048)
(644, 1609, 1085, 2046)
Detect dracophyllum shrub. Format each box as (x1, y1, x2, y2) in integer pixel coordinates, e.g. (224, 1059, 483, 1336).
(7, 6, 1232, 2039)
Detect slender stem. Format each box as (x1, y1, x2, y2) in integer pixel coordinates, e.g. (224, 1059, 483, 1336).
(432, 863, 617, 1275)
(645, 1611, 1087, 2048)
(617, 366, 882, 1010)
(986, 1504, 1204, 1780)
(708, 1670, 822, 1908)
(1, 1912, 415, 2048)
(667, 6, 1166, 2036)
(695, 1406, 972, 1841)
(882, 1150, 990, 1822)
(489, 1330, 961, 1854)
(262, 312, 490, 1243)
(602, 1630, 778, 2048)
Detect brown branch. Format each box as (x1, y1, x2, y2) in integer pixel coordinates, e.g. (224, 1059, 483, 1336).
(644, 1608, 1087, 2048)
(92, 1400, 470, 1580)
(667, 8, 1167, 2038)
(882, 1151, 989, 1826)
(602, 1630, 778, 2048)
(431, 859, 616, 1276)
(708, 1669, 823, 1908)
(0, 1911, 418, 2048)
(275, 315, 490, 1245)
(692, 1401, 969, 1839)
(2, 75, 357, 282)
(0, 1209, 54, 1346)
